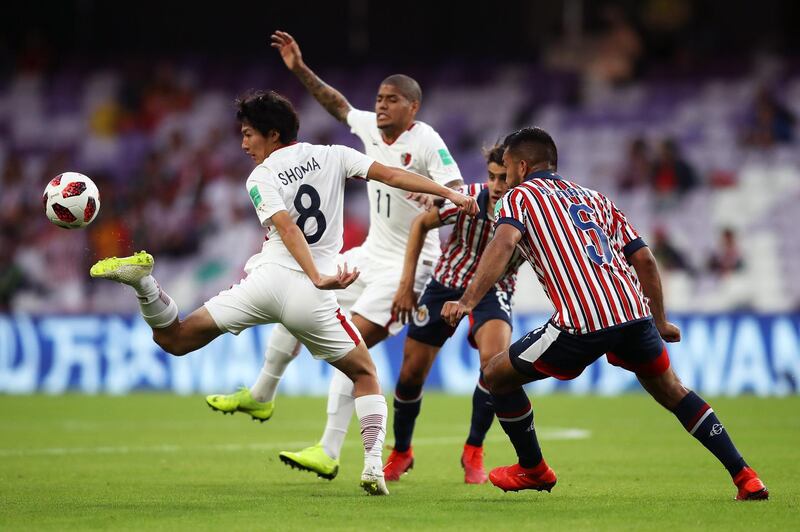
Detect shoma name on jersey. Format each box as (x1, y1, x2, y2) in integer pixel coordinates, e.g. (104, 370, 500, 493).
(278, 157, 321, 185)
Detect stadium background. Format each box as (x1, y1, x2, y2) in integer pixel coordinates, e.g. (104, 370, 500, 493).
(1, 0, 799, 396)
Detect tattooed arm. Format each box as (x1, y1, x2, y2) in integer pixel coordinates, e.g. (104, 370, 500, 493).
(270, 30, 351, 123)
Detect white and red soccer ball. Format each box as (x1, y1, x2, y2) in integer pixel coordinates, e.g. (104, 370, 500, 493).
(42, 172, 101, 229)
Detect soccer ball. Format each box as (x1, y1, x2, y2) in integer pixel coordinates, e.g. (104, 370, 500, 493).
(42, 172, 101, 229)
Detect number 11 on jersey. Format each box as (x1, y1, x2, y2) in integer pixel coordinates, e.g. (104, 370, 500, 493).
(376, 188, 391, 218)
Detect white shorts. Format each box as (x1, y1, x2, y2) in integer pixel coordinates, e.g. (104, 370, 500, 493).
(335, 246, 434, 336)
(204, 263, 362, 362)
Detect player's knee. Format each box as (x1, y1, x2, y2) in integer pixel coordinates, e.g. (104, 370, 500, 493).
(639, 369, 688, 409)
(153, 328, 190, 357)
(482, 361, 502, 394)
(348, 359, 378, 382)
(398, 363, 427, 387)
(478, 347, 503, 367)
(349, 369, 381, 396)
(154, 336, 185, 357)
(663, 375, 689, 407)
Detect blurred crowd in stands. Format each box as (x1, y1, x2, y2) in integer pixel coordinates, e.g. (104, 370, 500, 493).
(2, 2, 799, 314)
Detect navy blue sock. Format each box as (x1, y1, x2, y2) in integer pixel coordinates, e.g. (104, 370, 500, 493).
(466, 372, 494, 447)
(393, 381, 423, 453)
(672, 391, 747, 477)
(492, 387, 542, 468)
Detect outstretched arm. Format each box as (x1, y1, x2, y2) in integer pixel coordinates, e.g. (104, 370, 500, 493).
(270, 210, 359, 290)
(271, 31, 351, 123)
(628, 246, 681, 342)
(392, 209, 444, 324)
(366, 162, 478, 216)
(441, 224, 521, 327)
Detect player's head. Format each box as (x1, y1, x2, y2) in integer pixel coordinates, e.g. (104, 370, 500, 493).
(236, 90, 299, 163)
(502, 127, 558, 187)
(375, 74, 421, 131)
(483, 144, 509, 204)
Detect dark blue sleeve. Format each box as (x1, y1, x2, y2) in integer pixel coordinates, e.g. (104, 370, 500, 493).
(496, 217, 526, 234)
(623, 237, 647, 259)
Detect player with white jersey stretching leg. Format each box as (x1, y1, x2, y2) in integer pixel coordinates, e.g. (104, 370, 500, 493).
(90, 91, 477, 496)
(205, 30, 465, 480)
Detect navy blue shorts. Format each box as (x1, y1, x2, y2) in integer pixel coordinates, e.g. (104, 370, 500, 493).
(407, 279, 513, 348)
(508, 318, 670, 381)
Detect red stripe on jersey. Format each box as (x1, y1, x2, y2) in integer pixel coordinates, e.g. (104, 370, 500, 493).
(509, 190, 522, 220)
(437, 216, 466, 285)
(519, 190, 581, 328)
(336, 308, 361, 345)
(550, 182, 610, 329)
(610, 273, 635, 321)
(545, 185, 610, 329)
(459, 222, 491, 285)
(582, 194, 624, 323)
(450, 214, 480, 282)
(513, 179, 649, 333)
(599, 195, 647, 319)
(559, 181, 626, 327)
(558, 180, 645, 325)
(434, 183, 518, 293)
(536, 189, 597, 331)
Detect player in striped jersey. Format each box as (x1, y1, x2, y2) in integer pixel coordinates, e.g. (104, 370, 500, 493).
(442, 127, 768, 501)
(385, 145, 525, 483)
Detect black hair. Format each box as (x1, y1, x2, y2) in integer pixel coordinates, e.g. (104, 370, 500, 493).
(235, 90, 299, 143)
(483, 144, 505, 166)
(503, 127, 558, 169)
(380, 74, 422, 103)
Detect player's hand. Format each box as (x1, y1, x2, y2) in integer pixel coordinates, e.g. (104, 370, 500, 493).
(406, 192, 440, 211)
(441, 300, 472, 328)
(450, 193, 479, 216)
(391, 283, 419, 325)
(313, 262, 359, 290)
(656, 321, 681, 343)
(270, 31, 303, 71)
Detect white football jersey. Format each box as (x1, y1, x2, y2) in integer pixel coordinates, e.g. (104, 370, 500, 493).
(244, 142, 374, 276)
(347, 109, 463, 265)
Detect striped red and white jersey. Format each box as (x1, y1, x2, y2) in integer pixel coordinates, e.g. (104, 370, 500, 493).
(495, 171, 650, 334)
(434, 183, 525, 294)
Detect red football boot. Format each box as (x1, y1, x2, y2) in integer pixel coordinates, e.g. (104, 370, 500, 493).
(461, 444, 488, 484)
(383, 447, 414, 481)
(733, 467, 769, 501)
(489, 461, 557, 493)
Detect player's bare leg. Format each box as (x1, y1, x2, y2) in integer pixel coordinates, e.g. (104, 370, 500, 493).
(384, 338, 440, 480)
(278, 314, 388, 480)
(638, 366, 768, 500)
(482, 351, 557, 493)
(206, 324, 300, 421)
(318, 314, 388, 460)
(90, 252, 223, 356)
(461, 320, 512, 484)
(150, 307, 223, 356)
(328, 341, 389, 496)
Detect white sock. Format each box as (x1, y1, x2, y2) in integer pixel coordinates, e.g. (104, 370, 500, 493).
(354, 394, 387, 467)
(250, 324, 301, 402)
(134, 275, 178, 329)
(320, 368, 355, 460)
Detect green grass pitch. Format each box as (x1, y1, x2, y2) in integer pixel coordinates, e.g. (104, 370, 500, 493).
(1, 394, 797, 531)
